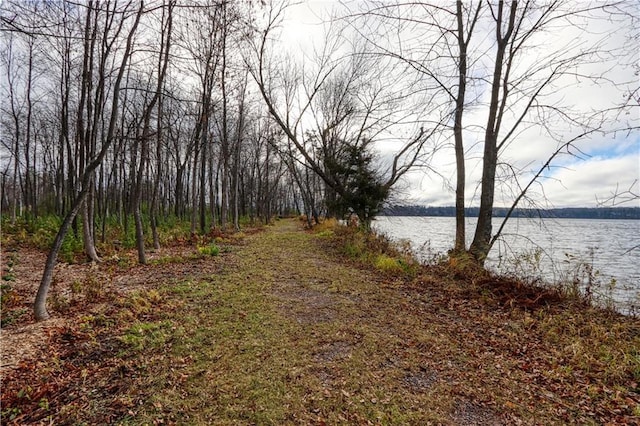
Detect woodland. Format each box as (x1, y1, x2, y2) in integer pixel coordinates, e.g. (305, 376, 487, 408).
(1, 0, 638, 319)
(0, 1, 638, 319)
(0, 1, 639, 423)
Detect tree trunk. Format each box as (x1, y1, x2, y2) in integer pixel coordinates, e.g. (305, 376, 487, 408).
(453, 1, 476, 254)
(199, 115, 208, 233)
(24, 39, 35, 217)
(190, 147, 199, 235)
(34, 1, 144, 321)
(469, 0, 516, 263)
(34, 191, 85, 320)
(134, 205, 146, 264)
(82, 190, 100, 262)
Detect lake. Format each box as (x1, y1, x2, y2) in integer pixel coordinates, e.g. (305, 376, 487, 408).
(373, 216, 640, 313)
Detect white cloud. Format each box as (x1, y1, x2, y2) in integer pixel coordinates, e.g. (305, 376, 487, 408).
(395, 134, 639, 208)
(542, 155, 640, 207)
(280, 0, 640, 209)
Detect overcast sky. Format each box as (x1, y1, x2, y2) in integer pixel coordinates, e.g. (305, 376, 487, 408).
(278, 1, 640, 209)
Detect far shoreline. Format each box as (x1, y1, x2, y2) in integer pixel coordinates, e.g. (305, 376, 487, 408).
(382, 205, 640, 220)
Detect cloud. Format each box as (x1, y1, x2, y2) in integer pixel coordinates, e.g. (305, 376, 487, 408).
(541, 154, 640, 208)
(281, 0, 640, 209)
(394, 135, 639, 209)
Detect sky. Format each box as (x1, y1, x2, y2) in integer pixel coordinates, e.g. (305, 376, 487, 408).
(277, 1, 640, 209)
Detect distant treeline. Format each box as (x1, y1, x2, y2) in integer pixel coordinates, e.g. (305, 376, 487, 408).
(383, 205, 640, 220)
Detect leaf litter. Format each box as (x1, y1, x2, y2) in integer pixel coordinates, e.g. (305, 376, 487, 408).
(1, 219, 638, 424)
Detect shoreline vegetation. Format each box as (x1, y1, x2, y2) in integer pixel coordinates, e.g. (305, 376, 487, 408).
(1, 217, 639, 424)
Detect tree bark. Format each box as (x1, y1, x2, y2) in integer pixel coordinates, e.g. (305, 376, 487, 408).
(34, 1, 144, 321)
(453, 1, 481, 253)
(469, 0, 517, 263)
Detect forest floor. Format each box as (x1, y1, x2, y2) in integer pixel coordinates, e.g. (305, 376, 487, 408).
(1, 218, 639, 425)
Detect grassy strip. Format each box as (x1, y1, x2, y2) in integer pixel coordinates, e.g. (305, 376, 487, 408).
(122, 220, 640, 424)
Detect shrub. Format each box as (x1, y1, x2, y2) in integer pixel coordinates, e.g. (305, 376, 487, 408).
(198, 243, 220, 256)
(374, 254, 404, 273)
(330, 222, 419, 277)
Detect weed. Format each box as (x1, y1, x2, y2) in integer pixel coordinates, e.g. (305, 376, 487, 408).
(38, 397, 49, 411)
(50, 293, 71, 313)
(344, 240, 365, 258)
(2, 251, 18, 283)
(447, 251, 485, 278)
(70, 274, 106, 301)
(117, 255, 135, 268)
(1, 406, 22, 421)
(556, 247, 619, 308)
(315, 229, 334, 238)
(121, 289, 163, 317)
(495, 246, 548, 285)
(120, 320, 173, 351)
(198, 243, 220, 256)
(59, 234, 83, 263)
(80, 314, 115, 330)
(231, 231, 247, 240)
(374, 255, 404, 274)
(150, 255, 186, 265)
(16, 386, 32, 400)
(312, 217, 339, 233)
(416, 240, 448, 265)
(331, 223, 419, 278)
(1, 283, 20, 308)
(1, 308, 27, 327)
(70, 280, 83, 297)
(83, 275, 105, 300)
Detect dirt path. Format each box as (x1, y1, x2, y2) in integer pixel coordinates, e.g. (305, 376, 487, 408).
(128, 219, 508, 424)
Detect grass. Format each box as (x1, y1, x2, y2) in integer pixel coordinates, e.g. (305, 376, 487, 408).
(197, 243, 220, 256)
(121, 222, 463, 424)
(1, 218, 638, 424)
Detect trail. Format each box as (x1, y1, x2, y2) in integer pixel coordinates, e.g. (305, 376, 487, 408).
(141, 218, 505, 425)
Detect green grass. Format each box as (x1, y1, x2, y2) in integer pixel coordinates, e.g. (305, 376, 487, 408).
(197, 243, 220, 256)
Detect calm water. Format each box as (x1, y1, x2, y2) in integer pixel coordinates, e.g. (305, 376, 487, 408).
(373, 216, 640, 313)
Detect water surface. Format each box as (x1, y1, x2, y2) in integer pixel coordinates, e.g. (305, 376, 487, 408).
(374, 216, 640, 312)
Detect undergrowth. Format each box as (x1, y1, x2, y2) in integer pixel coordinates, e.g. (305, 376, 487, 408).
(0, 214, 252, 263)
(319, 222, 419, 277)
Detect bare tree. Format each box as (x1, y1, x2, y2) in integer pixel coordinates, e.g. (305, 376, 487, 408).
(351, 0, 636, 261)
(173, 0, 224, 232)
(0, 30, 24, 224)
(33, 1, 144, 321)
(132, 0, 174, 264)
(247, 2, 440, 227)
